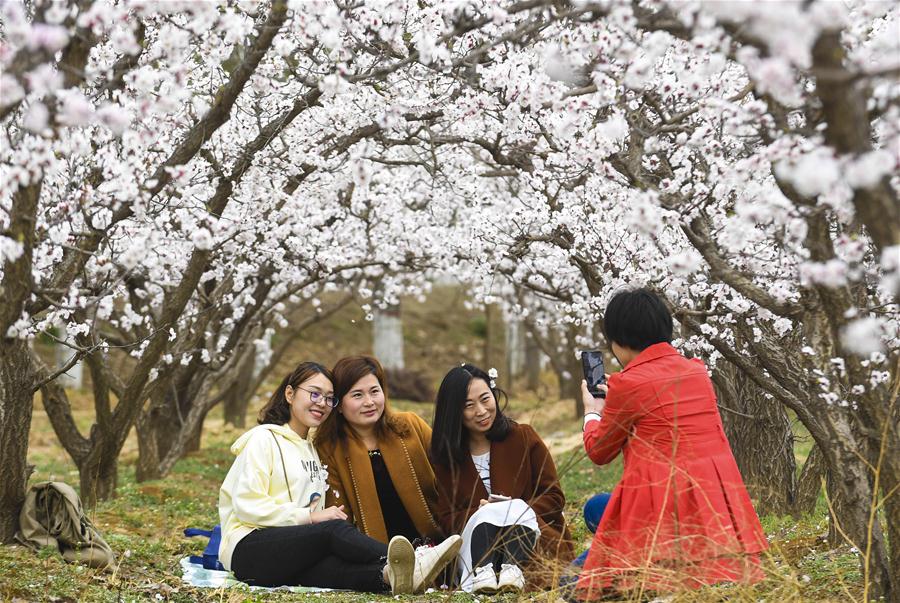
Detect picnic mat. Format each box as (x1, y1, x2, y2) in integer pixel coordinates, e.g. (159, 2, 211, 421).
(179, 556, 335, 592)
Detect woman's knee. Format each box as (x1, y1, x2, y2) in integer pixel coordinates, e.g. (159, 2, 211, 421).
(583, 493, 611, 533)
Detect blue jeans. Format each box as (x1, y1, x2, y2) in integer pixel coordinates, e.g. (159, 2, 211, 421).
(573, 493, 611, 566)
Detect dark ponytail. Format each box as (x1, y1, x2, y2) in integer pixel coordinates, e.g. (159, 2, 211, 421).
(258, 361, 332, 425)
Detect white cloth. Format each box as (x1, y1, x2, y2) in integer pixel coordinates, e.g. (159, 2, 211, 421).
(179, 556, 334, 592)
(471, 451, 491, 493)
(457, 499, 540, 593)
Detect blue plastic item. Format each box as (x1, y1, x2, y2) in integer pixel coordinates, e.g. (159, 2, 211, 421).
(184, 525, 225, 571)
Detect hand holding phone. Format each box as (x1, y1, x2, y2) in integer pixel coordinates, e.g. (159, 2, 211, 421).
(580, 350, 607, 399)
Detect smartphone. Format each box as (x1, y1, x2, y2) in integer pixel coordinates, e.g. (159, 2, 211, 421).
(580, 350, 607, 398)
(488, 493, 511, 502)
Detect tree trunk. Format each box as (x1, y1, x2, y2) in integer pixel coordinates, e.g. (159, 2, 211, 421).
(713, 361, 797, 516)
(135, 404, 163, 482)
(825, 465, 848, 547)
(54, 325, 83, 389)
(794, 443, 825, 516)
(373, 303, 404, 370)
(524, 332, 541, 391)
(481, 304, 497, 371)
(860, 390, 900, 603)
(882, 458, 900, 603)
(504, 318, 526, 394)
(563, 351, 584, 418)
(185, 405, 211, 453)
(223, 348, 256, 427)
(821, 417, 893, 601)
(0, 339, 37, 543)
(77, 441, 118, 508)
(555, 326, 583, 418)
(135, 387, 194, 482)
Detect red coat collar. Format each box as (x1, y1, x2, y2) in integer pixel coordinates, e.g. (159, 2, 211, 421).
(620, 342, 679, 372)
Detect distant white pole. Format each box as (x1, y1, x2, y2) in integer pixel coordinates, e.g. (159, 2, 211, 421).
(373, 303, 404, 370)
(56, 324, 83, 389)
(252, 330, 273, 379)
(506, 318, 525, 378)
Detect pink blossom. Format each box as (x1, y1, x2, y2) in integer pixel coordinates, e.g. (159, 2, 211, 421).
(0, 75, 25, 107)
(844, 150, 894, 189)
(27, 24, 69, 52)
(56, 92, 94, 127)
(25, 64, 64, 95)
(23, 102, 49, 133)
(96, 103, 131, 136)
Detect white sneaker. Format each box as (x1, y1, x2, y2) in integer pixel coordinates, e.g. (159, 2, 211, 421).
(412, 534, 462, 592)
(386, 535, 415, 595)
(497, 563, 525, 592)
(471, 564, 498, 594)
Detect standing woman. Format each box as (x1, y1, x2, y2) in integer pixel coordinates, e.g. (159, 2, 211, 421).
(430, 364, 575, 593)
(315, 355, 460, 591)
(218, 361, 451, 595)
(576, 288, 768, 598)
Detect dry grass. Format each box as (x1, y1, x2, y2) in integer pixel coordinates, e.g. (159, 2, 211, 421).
(1, 385, 864, 603)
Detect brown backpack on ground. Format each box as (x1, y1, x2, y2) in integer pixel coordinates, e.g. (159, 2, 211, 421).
(15, 481, 115, 570)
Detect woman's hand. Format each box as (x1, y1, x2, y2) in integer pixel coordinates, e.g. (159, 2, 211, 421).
(478, 499, 489, 508)
(310, 505, 347, 523)
(582, 379, 607, 416)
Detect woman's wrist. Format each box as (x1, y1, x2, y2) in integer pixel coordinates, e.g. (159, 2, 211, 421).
(583, 412, 602, 429)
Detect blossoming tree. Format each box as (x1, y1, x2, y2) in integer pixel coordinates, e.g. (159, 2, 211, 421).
(2, 0, 898, 598)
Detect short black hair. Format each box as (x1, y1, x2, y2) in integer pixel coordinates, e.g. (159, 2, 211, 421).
(430, 364, 511, 467)
(602, 288, 673, 350)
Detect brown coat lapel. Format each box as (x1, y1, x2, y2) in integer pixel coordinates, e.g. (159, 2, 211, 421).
(319, 412, 442, 543)
(432, 421, 575, 563)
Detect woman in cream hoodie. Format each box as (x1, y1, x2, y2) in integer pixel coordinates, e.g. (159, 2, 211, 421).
(218, 361, 460, 594)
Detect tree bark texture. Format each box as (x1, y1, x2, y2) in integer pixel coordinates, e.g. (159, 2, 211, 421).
(0, 340, 38, 542)
(222, 348, 256, 428)
(524, 332, 542, 391)
(713, 361, 797, 516)
(794, 443, 825, 516)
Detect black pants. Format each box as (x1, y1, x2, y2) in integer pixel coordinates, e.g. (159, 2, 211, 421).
(470, 523, 537, 573)
(230, 519, 388, 592)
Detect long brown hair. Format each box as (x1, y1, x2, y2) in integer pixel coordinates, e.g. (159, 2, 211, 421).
(258, 361, 333, 425)
(315, 355, 408, 445)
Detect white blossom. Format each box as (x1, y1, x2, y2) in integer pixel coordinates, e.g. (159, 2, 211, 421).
(842, 317, 887, 356)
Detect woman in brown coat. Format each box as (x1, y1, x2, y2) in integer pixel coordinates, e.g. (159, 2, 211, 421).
(430, 364, 575, 594)
(315, 356, 446, 546)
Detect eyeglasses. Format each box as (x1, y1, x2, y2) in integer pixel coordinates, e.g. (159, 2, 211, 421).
(296, 386, 338, 408)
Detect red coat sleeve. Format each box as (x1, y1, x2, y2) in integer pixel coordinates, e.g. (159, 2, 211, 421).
(583, 372, 641, 465)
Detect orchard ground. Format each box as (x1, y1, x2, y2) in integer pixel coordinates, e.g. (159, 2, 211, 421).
(2, 387, 862, 603)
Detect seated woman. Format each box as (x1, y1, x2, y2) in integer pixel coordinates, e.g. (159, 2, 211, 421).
(315, 355, 459, 591)
(576, 288, 768, 598)
(218, 361, 455, 595)
(430, 364, 575, 593)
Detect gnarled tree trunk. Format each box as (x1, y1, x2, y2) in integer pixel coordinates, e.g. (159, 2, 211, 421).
(222, 349, 256, 427)
(713, 360, 797, 516)
(794, 443, 825, 516)
(524, 332, 542, 391)
(0, 340, 38, 542)
(78, 441, 119, 508)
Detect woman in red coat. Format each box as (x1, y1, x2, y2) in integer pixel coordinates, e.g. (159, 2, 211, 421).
(577, 288, 768, 598)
